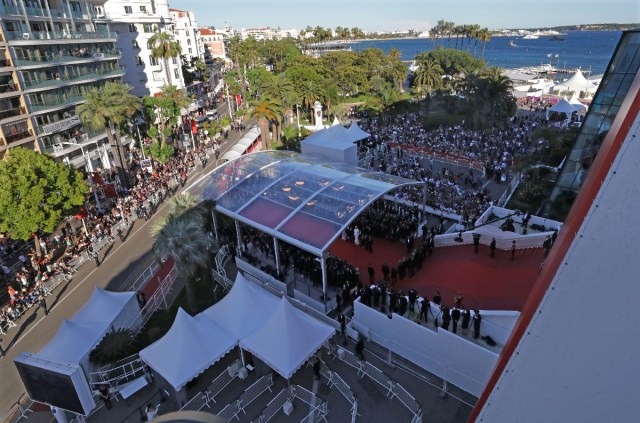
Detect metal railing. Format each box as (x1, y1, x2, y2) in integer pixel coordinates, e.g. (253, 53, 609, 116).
(4, 129, 33, 144)
(5, 30, 117, 41)
(22, 67, 124, 90)
(0, 106, 26, 120)
(14, 50, 121, 66)
(217, 373, 273, 421)
(180, 360, 241, 412)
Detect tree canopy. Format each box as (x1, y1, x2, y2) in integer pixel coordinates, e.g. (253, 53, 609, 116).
(0, 148, 88, 240)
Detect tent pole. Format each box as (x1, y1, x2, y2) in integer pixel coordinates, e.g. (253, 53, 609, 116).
(235, 220, 242, 256)
(273, 237, 281, 279)
(321, 253, 328, 313)
(211, 210, 219, 243)
(239, 347, 246, 367)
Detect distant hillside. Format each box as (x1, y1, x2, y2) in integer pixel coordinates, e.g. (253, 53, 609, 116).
(527, 23, 639, 31)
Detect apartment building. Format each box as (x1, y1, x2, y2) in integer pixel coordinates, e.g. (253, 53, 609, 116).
(0, 0, 124, 170)
(198, 28, 225, 65)
(168, 8, 198, 61)
(103, 0, 184, 97)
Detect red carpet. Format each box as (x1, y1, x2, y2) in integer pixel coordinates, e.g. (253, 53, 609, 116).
(141, 258, 174, 298)
(328, 238, 543, 311)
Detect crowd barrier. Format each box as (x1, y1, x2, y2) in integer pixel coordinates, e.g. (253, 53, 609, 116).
(217, 373, 273, 421)
(180, 360, 242, 412)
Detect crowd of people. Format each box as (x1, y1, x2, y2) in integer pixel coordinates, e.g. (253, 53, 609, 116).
(1, 144, 210, 336)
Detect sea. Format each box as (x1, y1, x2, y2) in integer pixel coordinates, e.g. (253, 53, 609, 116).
(346, 30, 622, 76)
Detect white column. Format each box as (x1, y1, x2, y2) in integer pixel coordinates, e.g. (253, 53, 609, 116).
(321, 252, 328, 312)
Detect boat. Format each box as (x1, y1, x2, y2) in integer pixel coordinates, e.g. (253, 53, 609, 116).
(549, 36, 565, 41)
(508, 40, 518, 48)
(523, 34, 539, 40)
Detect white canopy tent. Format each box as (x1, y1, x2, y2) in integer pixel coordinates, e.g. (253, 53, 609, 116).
(38, 320, 110, 365)
(568, 93, 588, 111)
(239, 297, 335, 379)
(139, 308, 236, 391)
(301, 123, 369, 166)
(199, 272, 280, 340)
(546, 98, 581, 120)
(36, 288, 137, 367)
(71, 288, 137, 330)
(553, 69, 597, 95)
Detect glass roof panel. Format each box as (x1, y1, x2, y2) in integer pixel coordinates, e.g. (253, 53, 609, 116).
(189, 151, 422, 253)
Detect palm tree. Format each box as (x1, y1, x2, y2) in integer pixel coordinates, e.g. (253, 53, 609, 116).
(482, 67, 515, 124)
(155, 85, 191, 148)
(468, 25, 481, 55)
(77, 82, 141, 189)
(262, 74, 295, 141)
(148, 31, 182, 87)
(413, 58, 443, 98)
(477, 28, 492, 61)
(248, 98, 282, 149)
(151, 195, 212, 314)
(298, 80, 322, 124)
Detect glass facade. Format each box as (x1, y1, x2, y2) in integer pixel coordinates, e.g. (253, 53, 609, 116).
(550, 30, 640, 217)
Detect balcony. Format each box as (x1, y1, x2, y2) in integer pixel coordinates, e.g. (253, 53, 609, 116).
(0, 59, 12, 68)
(0, 81, 18, 94)
(5, 31, 117, 42)
(0, 106, 26, 120)
(22, 67, 125, 90)
(30, 95, 85, 112)
(14, 49, 121, 67)
(4, 129, 33, 144)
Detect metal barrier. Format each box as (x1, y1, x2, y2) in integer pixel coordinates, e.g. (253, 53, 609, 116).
(180, 360, 241, 412)
(332, 347, 422, 422)
(289, 385, 328, 423)
(250, 388, 291, 423)
(212, 244, 233, 291)
(217, 373, 273, 421)
(0, 394, 33, 423)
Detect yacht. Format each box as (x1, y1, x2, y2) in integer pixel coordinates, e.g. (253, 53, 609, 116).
(523, 33, 539, 40)
(508, 40, 518, 48)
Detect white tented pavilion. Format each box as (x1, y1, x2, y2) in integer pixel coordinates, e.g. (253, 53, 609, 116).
(568, 93, 588, 112)
(553, 69, 597, 96)
(199, 272, 280, 340)
(300, 122, 369, 166)
(546, 97, 581, 120)
(138, 308, 236, 391)
(239, 297, 335, 379)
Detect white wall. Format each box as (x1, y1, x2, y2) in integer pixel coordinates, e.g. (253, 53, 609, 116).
(351, 300, 502, 397)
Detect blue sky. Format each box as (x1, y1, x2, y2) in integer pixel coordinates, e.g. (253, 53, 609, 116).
(169, 0, 639, 32)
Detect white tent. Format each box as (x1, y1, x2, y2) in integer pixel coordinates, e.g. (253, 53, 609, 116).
(546, 98, 580, 120)
(139, 308, 236, 391)
(553, 69, 596, 95)
(71, 288, 137, 329)
(300, 123, 369, 166)
(568, 93, 588, 111)
(38, 320, 111, 364)
(239, 297, 335, 379)
(199, 273, 280, 340)
(37, 288, 137, 365)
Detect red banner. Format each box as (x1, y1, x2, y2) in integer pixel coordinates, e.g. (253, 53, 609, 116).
(103, 183, 118, 199)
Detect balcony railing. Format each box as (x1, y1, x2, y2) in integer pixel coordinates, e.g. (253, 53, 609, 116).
(22, 67, 124, 90)
(5, 31, 117, 41)
(0, 106, 26, 120)
(0, 59, 12, 68)
(30, 95, 85, 112)
(0, 82, 18, 94)
(14, 50, 121, 66)
(4, 129, 33, 144)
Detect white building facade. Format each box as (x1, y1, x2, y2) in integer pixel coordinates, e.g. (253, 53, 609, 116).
(168, 8, 198, 62)
(103, 0, 184, 96)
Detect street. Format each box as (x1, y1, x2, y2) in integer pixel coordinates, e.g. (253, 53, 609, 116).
(0, 124, 252, 417)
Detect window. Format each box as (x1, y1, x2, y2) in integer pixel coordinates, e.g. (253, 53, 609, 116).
(124, 5, 132, 14)
(143, 24, 153, 33)
(140, 5, 146, 13)
(128, 23, 136, 32)
(186, 30, 190, 36)
(135, 56, 142, 65)
(174, 68, 179, 79)
(187, 39, 191, 46)
(149, 56, 158, 66)
(172, 57, 177, 65)
(188, 48, 192, 55)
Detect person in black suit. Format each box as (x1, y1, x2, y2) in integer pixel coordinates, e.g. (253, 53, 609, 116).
(490, 238, 496, 258)
(472, 310, 482, 339)
(451, 307, 461, 333)
(419, 298, 430, 323)
(441, 306, 451, 331)
(461, 308, 471, 336)
(432, 291, 442, 305)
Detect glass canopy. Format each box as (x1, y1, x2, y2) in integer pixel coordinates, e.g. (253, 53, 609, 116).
(187, 151, 422, 255)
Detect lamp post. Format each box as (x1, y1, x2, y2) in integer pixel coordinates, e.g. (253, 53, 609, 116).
(295, 104, 301, 139)
(225, 82, 233, 120)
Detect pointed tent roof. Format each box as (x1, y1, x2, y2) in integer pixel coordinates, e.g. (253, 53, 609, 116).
(38, 320, 110, 364)
(139, 308, 236, 391)
(239, 297, 335, 379)
(568, 93, 588, 110)
(346, 122, 370, 142)
(546, 98, 580, 120)
(331, 116, 340, 126)
(554, 69, 592, 93)
(71, 288, 136, 324)
(199, 273, 280, 340)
